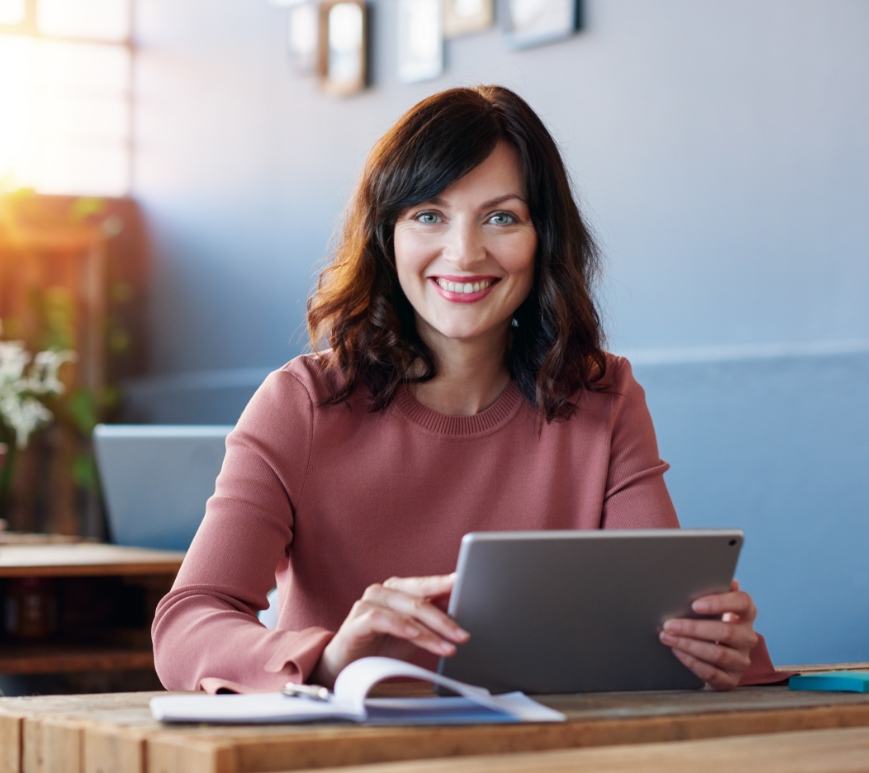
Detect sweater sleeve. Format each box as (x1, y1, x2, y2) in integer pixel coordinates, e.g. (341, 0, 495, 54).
(601, 356, 679, 529)
(151, 368, 334, 693)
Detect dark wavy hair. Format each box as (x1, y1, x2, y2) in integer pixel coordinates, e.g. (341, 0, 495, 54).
(307, 85, 608, 421)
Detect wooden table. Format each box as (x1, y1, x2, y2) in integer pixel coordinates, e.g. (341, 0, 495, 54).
(318, 726, 869, 772)
(1, 667, 868, 773)
(0, 543, 184, 677)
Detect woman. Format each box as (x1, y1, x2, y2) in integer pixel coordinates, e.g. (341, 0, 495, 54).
(153, 85, 774, 693)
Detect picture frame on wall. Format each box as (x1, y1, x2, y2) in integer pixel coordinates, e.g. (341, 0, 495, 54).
(443, 0, 494, 39)
(318, 0, 368, 96)
(397, 0, 443, 83)
(287, 1, 318, 74)
(502, 0, 580, 49)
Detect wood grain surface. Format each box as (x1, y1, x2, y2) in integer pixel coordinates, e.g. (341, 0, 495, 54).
(2, 678, 869, 773)
(0, 545, 184, 577)
(0, 692, 164, 773)
(312, 725, 869, 773)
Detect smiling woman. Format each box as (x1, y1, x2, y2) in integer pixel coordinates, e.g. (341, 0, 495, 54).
(152, 86, 777, 696)
(392, 142, 537, 408)
(307, 86, 606, 419)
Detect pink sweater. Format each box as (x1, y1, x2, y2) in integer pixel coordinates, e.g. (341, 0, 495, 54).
(152, 354, 779, 692)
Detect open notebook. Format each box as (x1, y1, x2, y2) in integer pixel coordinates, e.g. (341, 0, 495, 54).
(150, 656, 564, 726)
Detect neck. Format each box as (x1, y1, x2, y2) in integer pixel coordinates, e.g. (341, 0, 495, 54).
(411, 333, 511, 416)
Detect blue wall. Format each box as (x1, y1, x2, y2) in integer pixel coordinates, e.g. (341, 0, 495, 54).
(127, 0, 869, 664)
(634, 347, 869, 663)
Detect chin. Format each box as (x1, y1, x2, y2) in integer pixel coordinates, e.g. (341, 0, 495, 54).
(431, 323, 501, 343)
(433, 329, 478, 342)
(419, 311, 511, 347)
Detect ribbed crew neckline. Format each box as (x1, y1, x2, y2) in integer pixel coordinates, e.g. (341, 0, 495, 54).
(394, 380, 524, 437)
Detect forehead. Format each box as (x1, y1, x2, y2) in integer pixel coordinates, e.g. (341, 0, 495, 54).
(434, 141, 525, 201)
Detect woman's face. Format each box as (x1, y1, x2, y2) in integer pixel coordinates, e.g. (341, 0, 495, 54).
(393, 141, 537, 356)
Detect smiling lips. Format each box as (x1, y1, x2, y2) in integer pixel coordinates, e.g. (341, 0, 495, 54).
(430, 276, 500, 303)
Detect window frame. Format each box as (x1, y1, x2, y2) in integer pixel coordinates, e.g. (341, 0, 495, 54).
(0, 0, 134, 196)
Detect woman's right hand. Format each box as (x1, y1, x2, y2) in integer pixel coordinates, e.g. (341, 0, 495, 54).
(310, 573, 469, 688)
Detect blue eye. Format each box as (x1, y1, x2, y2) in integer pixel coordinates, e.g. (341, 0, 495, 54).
(415, 211, 441, 225)
(488, 212, 516, 226)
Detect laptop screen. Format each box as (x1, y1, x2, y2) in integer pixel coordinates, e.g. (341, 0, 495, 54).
(94, 424, 231, 550)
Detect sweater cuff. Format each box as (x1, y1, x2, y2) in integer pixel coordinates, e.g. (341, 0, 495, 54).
(265, 626, 335, 681)
(198, 627, 335, 694)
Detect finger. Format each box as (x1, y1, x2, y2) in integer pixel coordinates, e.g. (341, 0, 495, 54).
(382, 574, 456, 599)
(731, 579, 740, 592)
(670, 647, 741, 691)
(385, 590, 469, 644)
(348, 601, 457, 657)
(691, 590, 756, 620)
(663, 618, 759, 651)
(363, 584, 469, 643)
(659, 629, 752, 672)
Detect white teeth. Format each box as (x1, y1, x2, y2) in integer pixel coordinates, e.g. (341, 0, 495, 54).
(436, 278, 493, 294)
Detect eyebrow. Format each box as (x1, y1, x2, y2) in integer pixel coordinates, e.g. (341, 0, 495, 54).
(427, 193, 527, 209)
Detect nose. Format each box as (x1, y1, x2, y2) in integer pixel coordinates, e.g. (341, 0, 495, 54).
(443, 221, 486, 269)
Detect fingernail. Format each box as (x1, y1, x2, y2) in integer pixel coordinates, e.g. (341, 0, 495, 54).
(663, 620, 681, 633)
(440, 642, 455, 655)
(454, 627, 470, 640)
(659, 631, 676, 645)
(693, 600, 711, 613)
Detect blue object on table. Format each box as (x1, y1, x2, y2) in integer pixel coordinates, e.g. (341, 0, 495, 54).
(788, 671, 869, 693)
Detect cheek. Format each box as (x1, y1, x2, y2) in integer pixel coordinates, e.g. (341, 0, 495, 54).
(393, 231, 428, 285)
(512, 238, 537, 306)
(504, 233, 536, 285)
(392, 234, 412, 295)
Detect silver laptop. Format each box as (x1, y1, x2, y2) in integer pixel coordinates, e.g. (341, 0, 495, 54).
(94, 424, 231, 551)
(438, 529, 743, 694)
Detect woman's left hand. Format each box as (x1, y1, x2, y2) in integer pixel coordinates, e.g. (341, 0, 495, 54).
(659, 580, 759, 690)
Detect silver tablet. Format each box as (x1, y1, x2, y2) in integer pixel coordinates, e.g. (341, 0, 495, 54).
(438, 529, 743, 694)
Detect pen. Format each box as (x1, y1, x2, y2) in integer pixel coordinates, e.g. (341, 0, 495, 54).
(282, 682, 331, 701)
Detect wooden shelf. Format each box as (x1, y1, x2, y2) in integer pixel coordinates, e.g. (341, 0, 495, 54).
(0, 223, 105, 251)
(0, 542, 182, 678)
(0, 643, 154, 674)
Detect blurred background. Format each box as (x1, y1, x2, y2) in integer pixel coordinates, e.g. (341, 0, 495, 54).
(1, 0, 867, 665)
